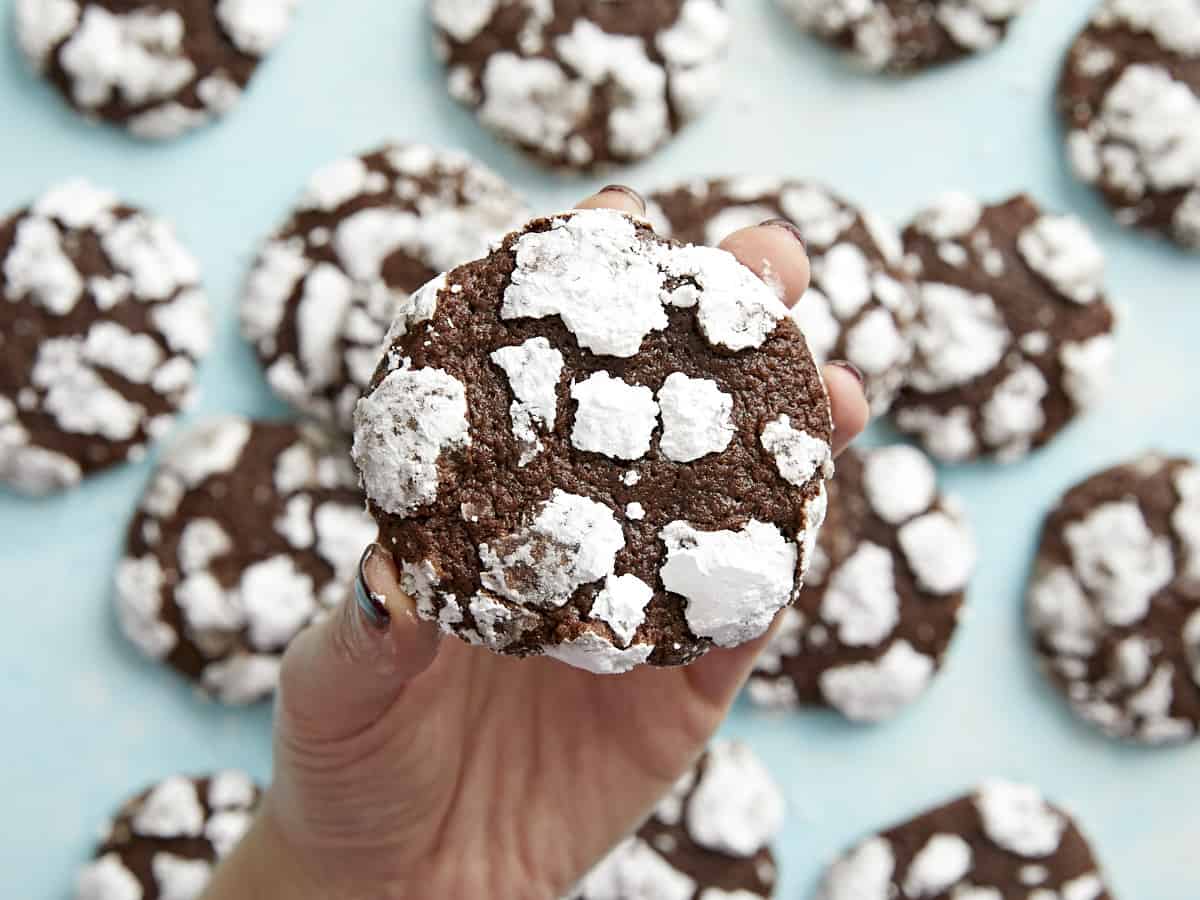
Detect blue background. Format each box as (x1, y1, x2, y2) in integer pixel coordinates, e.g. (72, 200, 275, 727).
(0, 1, 1196, 896)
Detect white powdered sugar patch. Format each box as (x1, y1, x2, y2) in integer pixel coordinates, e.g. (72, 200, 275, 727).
(819, 640, 935, 722)
(913, 192, 984, 241)
(761, 414, 833, 487)
(590, 573, 653, 647)
(543, 631, 654, 675)
(899, 510, 977, 595)
(572, 837, 697, 900)
(1064, 499, 1173, 626)
(151, 854, 211, 898)
(895, 406, 978, 462)
(862, 445, 938, 524)
(1061, 334, 1116, 411)
(1017, 215, 1106, 304)
(215, 0, 298, 56)
(981, 362, 1048, 460)
(817, 836, 896, 900)
(821, 543, 901, 647)
(902, 834, 973, 897)
(491, 337, 564, 466)
(132, 776, 205, 839)
(656, 373, 734, 462)
(660, 520, 797, 647)
(353, 366, 471, 517)
(907, 283, 1010, 392)
(1174, 464, 1200, 584)
(1094, 0, 1200, 58)
(974, 781, 1065, 858)
(570, 372, 659, 461)
(76, 853, 143, 900)
(479, 490, 624, 609)
(685, 741, 785, 858)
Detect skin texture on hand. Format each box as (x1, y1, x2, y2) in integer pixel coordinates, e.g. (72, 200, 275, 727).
(203, 188, 870, 900)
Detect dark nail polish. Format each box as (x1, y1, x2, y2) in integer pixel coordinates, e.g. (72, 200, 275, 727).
(829, 360, 865, 387)
(355, 545, 391, 630)
(599, 184, 646, 213)
(761, 218, 806, 250)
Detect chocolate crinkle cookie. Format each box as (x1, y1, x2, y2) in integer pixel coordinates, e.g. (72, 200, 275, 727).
(1058, 0, 1200, 250)
(14, 0, 298, 139)
(817, 781, 1113, 900)
(352, 208, 833, 674)
(116, 417, 376, 704)
(1028, 453, 1200, 745)
(0, 179, 210, 495)
(569, 741, 784, 900)
(429, 0, 732, 169)
(649, 176, 918, 415)
(747, 445, 975, 722)
(241, 143, 529, 434)
(75, 771, 260, 900)
(777, 0, 1030, 73)
(892, 192, 1117, 463)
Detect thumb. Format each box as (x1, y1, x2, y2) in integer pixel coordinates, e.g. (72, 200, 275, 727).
(276, 543, 441, 744)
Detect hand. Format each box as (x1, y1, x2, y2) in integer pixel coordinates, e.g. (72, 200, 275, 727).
(205, 187, 870, 900)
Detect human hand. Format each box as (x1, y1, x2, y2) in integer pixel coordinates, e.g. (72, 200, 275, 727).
(205, 186, 870, 900)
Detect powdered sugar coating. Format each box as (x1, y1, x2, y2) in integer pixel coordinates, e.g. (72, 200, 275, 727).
(895, 194, 1116, 461)
(75, 772, 260, 900)
(242, 144, 529, 432)
(358, 209, 831, 670)
(660, 520, 798, 647)
(1059, 2, 1200, 249)
(778, 0, 1031, 74)
(0, 180, 210, 494)
(1028, 454, 1200, 744)
(433, 0, 732, 169)
(15, 0, 298, 138)
(571, 741, 783, 900)
(748, 446, 972, 721)
(117, 418, 372, 704)
(817, 783, 1110, 900)
(649, 177, 918, 414)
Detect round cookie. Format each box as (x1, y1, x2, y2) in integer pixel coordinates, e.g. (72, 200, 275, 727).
(115, 417, 376, 704)
(571, 741, 784, 899)
(75, 771, 260, 900)
(1058, 0, 1200, 250)
(1028, 453, 1200, 745)
(429, 0, 732, 170)
(352, 208, 834, 673)
(777, 0, 1030, 74)
(817, 781, 1113, 900)
(241, 143, 529, 433)
(0, 179, 211, 495)
(14, 0, 298, 139)
(747, 445, 974, 722)
(648, 176, 918, 415)
(892, 192, 1117, 463)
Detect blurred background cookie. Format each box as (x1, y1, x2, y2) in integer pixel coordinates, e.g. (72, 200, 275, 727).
(571, 741, 784, 899)
(429, 0, 732, 169)
(0, 179, 210, 495)
(14, 0, 299, 139)
(649, 176, 917, 415)
(353, 209, 833, 673)
(1028, 452, 1200, 745)
(777, 0, 1031, 73)
(747, 445, 974, 722)
(241, 143, 528, 433)
(75, 771, 259, 900)
(1058, 0, 1200, 251)
(892, 192, 1116, 463)
(817, 780, 1113, 899)
(115, 417, 375, 704)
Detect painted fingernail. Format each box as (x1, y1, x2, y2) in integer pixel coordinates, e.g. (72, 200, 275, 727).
(829, 360, 865, 386)
(598, 184, 646, 213)
(355, 544, 391, 630)
(761, 218, 806, 250)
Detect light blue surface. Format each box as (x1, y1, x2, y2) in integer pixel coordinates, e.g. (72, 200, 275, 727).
(0, 1, 1196, 897)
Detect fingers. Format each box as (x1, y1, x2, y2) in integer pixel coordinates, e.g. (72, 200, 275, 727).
(824, 361, 870, 456)
(718, 220, 811, 308)
(575, 184, 647, 215)
(276, 544, 441, 744)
